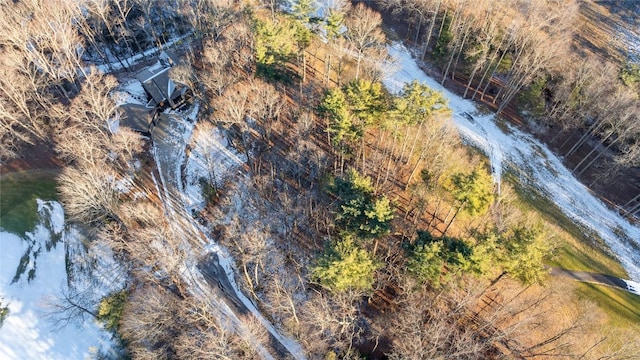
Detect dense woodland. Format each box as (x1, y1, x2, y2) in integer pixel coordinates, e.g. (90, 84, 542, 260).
(1, 0, 639, 359)
(378, 0, 640, 211)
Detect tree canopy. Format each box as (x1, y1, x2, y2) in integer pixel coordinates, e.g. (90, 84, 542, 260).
(344, 79, 388, 128)
(320, 87, 359, 147)
(406, 231, 475, 288)
(500, 225, 551, 285)
(330, 169, 394, 240)
(311, 234, 379, 292)
(393, 80, 449, 125)
(450, 167, 494, 217)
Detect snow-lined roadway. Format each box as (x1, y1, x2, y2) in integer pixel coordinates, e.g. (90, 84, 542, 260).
(149, 102, 307, 359)
(383, 43, 640, 285)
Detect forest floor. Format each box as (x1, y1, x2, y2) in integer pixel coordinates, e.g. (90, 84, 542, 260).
(0, 142, 62, 175)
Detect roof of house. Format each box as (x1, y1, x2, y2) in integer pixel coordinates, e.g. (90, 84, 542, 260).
(159, 49, 180, 67)
(135, 50, 183, 107)
(136, 69, 169, 106)
(119, 51, 187, 133)
(118, 103, 155, 133)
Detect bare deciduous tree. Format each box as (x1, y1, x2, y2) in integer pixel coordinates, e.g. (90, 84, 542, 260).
(213, 81, 255, 165)
(120, 284, 183, 358)
(299, 289, 365, 356)
(345, 3, 385, 80)
(110, 127, 145, 172)
(247, 79, 286, 142)
(58, 164, 122, 226)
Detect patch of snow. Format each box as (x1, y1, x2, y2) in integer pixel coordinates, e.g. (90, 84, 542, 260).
(94, 33, 192, 74)
(153, 112, 193, 191)
(108, 118, 119, 134)
(151, 96, 306, 358)
(623, 279, 640, 296)
(116, 80, 147, 106)
(180, 263, 277, 360)
(37, 200, 64, 235)
(384, 43, 504, 190)
(123, 80, 146, 97)
(616, 23, 640, 63)
(0, 201, 119, 360)
(114, 177, 134, 194)
(147, 62, 165, 73)
(184, 124, 246, 212)
(384, 42, 640, 282)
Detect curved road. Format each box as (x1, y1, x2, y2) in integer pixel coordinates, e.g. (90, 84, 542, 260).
(151, 107, 306, 359)
(550, 268, 640, 296)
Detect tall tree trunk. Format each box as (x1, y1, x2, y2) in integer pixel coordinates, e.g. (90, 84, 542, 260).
(463, 62, 481, 98)
(451, 25, 471, 80)
(361, 134, 366, 174)
(422, 0, 443, 59)
(576, 135, 618, 177)
(564, 120, 604, 158)
(397, 125, 413, 164)
(480, 48, 508, 101)
(405, 120, 425, 165)
(355, 52, 363, 80)
(325, 52, 332, 85)
(302, 50, 307, 83)
(441, 206, 461, 236)
(405, 151, 425, 191)
(381, 125, 400, 188)
(624, 193, 640, 208)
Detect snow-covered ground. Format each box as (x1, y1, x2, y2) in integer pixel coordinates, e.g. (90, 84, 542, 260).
(0, 201, 122, 359)
(116, 80, 147, 106)
(183, 123, 246, 211)
(93, 33, 192, 74)
(624, 279, 640, 296)
(620, 26, 640, 63)
(149, 101, 307, 358)
(383, 43, 640, 283)
(615, 8, 640, 64)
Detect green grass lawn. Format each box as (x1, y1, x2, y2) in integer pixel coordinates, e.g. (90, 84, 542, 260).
(548, 243, 627, 279)
(504, 171, 640, 328)
(505, 171, 628, 277)
(0, 170, 59, 236)
(575, 282, 640, 327)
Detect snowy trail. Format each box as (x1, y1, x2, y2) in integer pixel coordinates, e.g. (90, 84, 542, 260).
(383, 43, 640, 282)
(150, 106, 307, 360)
(92, 33, 192, 74)
(118, 60, 302, 356)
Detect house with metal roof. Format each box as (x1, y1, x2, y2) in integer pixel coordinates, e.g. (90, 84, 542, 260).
(118, 50, 191, 137)
(135, 50, 186, 109)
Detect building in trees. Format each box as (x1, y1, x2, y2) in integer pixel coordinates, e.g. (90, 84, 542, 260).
(118, 104, 156, 135)
(118, 50, 191, 136)
(135, 50, 188, 109)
